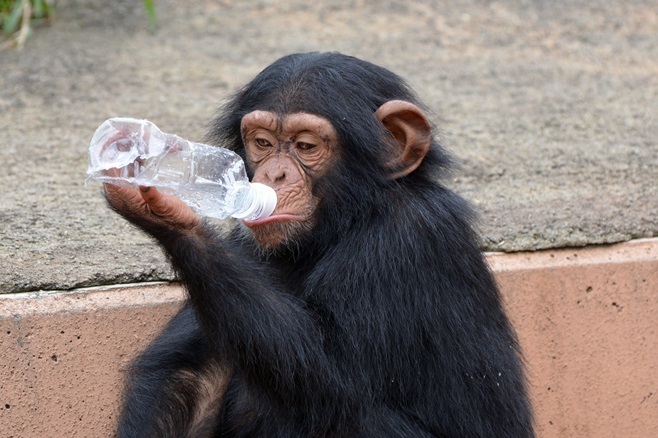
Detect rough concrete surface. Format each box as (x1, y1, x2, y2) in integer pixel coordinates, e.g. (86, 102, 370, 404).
(0, 0, 656, 293)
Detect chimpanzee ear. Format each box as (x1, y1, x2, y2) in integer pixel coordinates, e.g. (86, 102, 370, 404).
(375, 100, 432, 179)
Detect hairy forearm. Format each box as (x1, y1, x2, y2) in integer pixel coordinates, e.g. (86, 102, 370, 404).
(154, 223, 343, 404)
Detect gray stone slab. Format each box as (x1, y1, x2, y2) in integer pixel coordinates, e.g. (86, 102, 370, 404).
(1, 0, 656, 293)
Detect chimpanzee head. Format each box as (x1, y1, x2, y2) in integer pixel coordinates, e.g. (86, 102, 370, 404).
(209, 52, 451, 252)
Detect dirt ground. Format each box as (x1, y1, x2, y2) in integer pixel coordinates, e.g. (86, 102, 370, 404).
(0, 0, 656, 293)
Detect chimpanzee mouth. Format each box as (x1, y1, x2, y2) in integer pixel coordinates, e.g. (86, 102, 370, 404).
(242, 213, 307, 227)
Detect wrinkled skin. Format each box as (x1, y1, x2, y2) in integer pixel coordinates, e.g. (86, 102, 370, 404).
(240, 111, 337, 250)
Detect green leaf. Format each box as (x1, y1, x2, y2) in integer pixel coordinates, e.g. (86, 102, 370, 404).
(143, 0, 157, 30)
(34, 0, 53, 19)
(4, 0, 25, 35)
(33, 0, 44, 18)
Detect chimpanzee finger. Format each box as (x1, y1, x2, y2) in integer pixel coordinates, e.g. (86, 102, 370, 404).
(138, 186, 201, 230)
(103, 183, 146, 215)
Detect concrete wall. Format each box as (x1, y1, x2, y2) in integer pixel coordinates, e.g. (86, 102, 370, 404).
(489, 238, 657, 437)
(1, 239, 656, 437)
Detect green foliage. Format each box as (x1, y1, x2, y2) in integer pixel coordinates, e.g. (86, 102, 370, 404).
(1, 0, 155, 48)
(143, 0, 157, 30)
(0, 0, 52, 35)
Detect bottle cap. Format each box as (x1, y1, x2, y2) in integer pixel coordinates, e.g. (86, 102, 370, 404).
(232, 183, 277, 220)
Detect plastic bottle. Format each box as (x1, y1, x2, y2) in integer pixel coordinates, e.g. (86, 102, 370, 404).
(87, 117, 277, 221)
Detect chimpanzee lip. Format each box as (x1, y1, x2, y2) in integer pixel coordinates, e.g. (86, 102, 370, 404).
(242, 213, 305, 227)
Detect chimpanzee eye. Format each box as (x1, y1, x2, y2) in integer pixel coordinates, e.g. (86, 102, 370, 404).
(255, 138, 272, 149)
(297, 142, 317, 152)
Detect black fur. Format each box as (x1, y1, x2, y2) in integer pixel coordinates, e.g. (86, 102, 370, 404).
(116, 52, 534, 437)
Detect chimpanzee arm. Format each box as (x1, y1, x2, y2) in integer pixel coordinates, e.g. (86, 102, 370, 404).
(105, 186, 475, 436)
(104, 186, 353, 425)
(161, 225, 334, 390)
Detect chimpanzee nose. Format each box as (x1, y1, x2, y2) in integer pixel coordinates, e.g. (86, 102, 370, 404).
(267, 163, 286, 184)
(254, 160, 290, 188)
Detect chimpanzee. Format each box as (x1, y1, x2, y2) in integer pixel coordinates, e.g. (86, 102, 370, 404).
(104, 52, 534, 437)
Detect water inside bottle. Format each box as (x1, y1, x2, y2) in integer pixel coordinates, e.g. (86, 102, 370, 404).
(88, 117, 274, 220)
(147, 141, 253, 219)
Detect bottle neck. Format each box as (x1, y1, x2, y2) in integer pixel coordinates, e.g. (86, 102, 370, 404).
(231, 183, 277, 220)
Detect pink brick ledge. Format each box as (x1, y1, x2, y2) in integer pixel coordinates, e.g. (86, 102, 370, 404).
(1, 239, 656, 437)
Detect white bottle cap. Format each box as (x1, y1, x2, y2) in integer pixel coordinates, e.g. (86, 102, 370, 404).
(232, 182, 277, 220)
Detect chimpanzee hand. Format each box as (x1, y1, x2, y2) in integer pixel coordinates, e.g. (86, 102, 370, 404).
(104, 183, 202, 236)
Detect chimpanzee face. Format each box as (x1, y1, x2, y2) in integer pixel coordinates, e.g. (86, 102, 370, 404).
(239, 110, 338, 250)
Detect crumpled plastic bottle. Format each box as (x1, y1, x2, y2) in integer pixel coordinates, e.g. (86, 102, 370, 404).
(87, 117, 277, 221)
